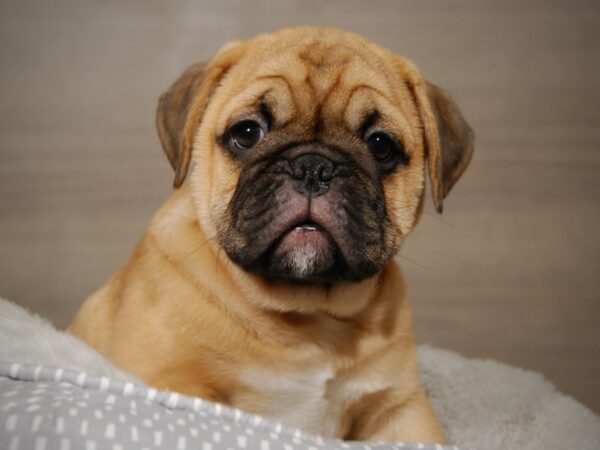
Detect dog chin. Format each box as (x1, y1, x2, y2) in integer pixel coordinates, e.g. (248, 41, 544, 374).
(266, 224, 337, 282)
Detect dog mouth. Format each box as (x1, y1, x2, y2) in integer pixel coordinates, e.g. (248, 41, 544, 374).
(258, 218, 343, 283)
(278, 220, 329, 249)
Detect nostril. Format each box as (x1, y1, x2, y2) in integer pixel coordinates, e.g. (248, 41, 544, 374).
(291, 164, 306, 180)
(318, 165, 334, 182)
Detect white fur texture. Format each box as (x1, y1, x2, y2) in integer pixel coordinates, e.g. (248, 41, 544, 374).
(241, 365, 342, 437)
(0, 297, 598, 449)
(0, 298, 136, 382)
(286, 244, 323, 277)
(418, 346, 600, 449)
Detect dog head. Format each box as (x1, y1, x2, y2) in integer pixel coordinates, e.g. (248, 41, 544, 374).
(156, 27, 473, 286)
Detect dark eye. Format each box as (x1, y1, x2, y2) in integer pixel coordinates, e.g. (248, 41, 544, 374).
(228, 120, 264, 150)
(366, 132, 408, 171)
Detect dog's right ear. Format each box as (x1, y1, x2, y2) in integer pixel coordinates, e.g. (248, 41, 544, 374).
(156, 42, 246, 188)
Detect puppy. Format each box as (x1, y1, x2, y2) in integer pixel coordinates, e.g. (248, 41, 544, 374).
(69, 27, 473, 443)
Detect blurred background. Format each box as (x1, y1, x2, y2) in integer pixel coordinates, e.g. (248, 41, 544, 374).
(0, 0, 598, 412)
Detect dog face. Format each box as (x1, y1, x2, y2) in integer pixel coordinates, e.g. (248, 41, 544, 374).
(156, 27, 473, 285)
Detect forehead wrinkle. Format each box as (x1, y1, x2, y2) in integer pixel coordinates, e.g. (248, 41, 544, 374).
(315, 45, 413, 124)
(304, 66, 348, 137)
(296, 40, 386, 80)
(320, 42, 398, 98)
(343, 84, 416, 148)
(242, 29, 403, 98)
(341, 84, 391, 125)
(296, 52, 398, 139)
(246, 36, 398, 96)
(313, 54, 398, 123)
(253, 74, 299, 127)
(217, 78, 291, 132)
(249, 36, 394, 95)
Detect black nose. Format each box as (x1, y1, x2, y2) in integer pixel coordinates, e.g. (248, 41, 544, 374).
(289, 153, 335, 196)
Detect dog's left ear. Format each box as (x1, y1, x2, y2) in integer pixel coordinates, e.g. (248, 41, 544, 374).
(402, 64, 474, 213)
(156, 42, 246, 187)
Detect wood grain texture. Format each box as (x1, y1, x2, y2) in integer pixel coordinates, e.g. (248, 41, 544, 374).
(0, 0, 598, 412)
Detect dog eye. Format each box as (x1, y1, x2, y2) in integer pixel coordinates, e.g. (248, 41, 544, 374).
(366, 132, 409, 172)
(228, 120, 264, 150)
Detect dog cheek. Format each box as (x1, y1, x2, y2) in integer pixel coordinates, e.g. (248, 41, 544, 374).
(190, 136, 241, 241)
(382, 166, 425, 238)
(325, 180, 386, 271)
(219, 172, 290, 265)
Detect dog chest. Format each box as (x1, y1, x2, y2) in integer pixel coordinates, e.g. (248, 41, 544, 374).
(238, 365, 346, 437)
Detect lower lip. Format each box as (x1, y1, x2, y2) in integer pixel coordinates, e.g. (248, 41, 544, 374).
(278, 224, 330, 251)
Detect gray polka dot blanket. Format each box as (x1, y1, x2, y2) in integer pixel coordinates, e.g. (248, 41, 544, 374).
(1, 299, 599, 450)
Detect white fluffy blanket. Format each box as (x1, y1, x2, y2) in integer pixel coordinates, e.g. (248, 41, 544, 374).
(0, 298, 598, 450)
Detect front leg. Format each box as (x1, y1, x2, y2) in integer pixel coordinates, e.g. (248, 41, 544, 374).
(344, 387, 446, 444)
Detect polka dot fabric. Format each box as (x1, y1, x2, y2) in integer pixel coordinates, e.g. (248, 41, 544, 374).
(0, 363, 465, 450)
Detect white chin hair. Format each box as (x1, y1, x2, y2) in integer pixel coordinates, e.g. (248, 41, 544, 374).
(285, 245, 324, 278)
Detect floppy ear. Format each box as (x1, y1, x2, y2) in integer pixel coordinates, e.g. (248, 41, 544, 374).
(407, 74, 474, 213)
(156, 42, 246, 187)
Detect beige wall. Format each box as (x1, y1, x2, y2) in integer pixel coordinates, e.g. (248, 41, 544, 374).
(1, 1, 598, 412)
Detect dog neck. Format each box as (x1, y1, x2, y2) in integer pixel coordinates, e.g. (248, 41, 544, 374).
(147, 185, 408, 343)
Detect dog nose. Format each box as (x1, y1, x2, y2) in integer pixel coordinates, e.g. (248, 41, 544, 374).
(290, 154, 335, 182)
(289, 153, 335, 196)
